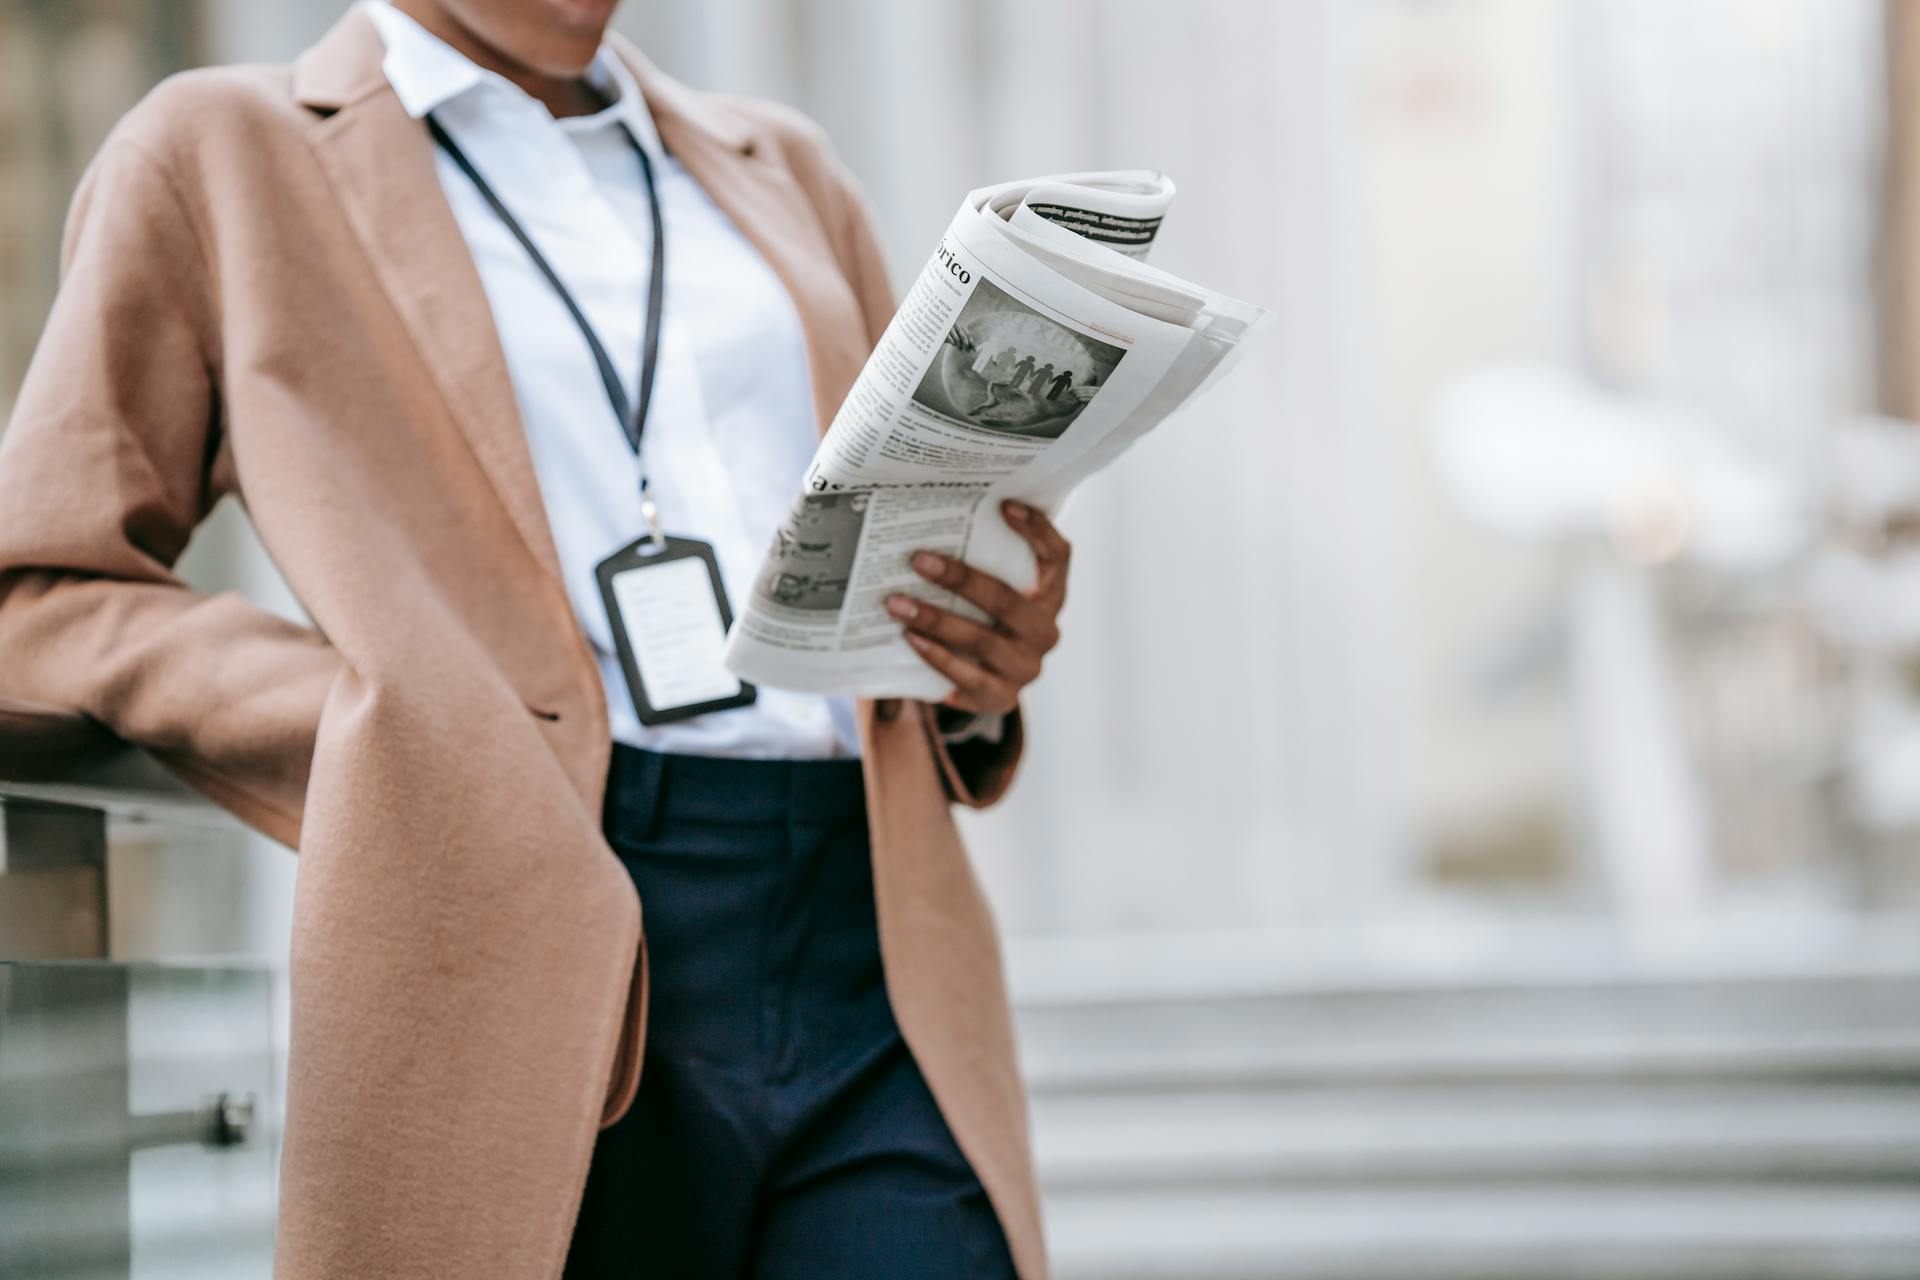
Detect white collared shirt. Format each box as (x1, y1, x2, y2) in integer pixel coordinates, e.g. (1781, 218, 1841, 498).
(367, 1, 856, 758)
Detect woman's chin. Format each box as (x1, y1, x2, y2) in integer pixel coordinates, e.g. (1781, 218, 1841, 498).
(543, 0, 623, 37)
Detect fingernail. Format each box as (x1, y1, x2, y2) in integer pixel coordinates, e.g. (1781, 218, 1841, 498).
(906, 632, 933, 652)
(1003, 500, 1030, 524)
(886, 595, 918, 621)
(913, 552, 944, 577)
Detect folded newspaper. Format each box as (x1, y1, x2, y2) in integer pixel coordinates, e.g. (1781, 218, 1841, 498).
(722, 170, 1266, 699)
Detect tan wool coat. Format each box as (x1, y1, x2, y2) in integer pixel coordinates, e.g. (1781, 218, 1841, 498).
(0, 7, 1045, 1277)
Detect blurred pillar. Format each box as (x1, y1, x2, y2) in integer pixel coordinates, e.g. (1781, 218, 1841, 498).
(1882, 0, 1920, 418)
(199, 0, 346, 65)
(0, 0, 204, 420)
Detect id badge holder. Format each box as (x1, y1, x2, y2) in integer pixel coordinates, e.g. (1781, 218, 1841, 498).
(594, 534, 757, 726)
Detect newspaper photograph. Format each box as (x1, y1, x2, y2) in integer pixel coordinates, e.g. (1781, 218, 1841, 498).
(912, 279, 1125, 440)
(724, 169, 1267, 699)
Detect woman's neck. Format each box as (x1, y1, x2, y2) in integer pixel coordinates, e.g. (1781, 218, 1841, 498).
(390, 2, 609, 118)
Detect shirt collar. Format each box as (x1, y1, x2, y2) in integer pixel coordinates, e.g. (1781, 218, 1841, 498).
(365, 0, 665, 160)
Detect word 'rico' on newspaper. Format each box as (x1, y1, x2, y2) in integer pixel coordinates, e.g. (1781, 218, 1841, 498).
(723, 170, 1267, 700)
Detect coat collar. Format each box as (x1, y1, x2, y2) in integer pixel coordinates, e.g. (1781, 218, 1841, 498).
(360, 2, 667, 164)
(293, 4, 755, 154)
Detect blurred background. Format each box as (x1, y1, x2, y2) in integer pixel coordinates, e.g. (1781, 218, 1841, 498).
(4, 0, 1920, 1277)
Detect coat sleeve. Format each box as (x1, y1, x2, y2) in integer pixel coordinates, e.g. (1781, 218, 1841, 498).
(799, 129, 1026, 810)
(0, 138, 341, 846)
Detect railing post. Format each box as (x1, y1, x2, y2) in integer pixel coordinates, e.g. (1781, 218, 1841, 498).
(0, 797, 110, 960)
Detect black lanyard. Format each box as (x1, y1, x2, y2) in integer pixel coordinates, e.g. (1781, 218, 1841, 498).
(426, 113, 666, 510)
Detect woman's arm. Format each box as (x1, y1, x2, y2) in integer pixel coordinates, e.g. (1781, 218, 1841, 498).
(0, 138, 342, 846)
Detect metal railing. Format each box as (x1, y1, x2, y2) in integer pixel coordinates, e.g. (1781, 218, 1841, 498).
(0, 699, 272, 1280)
(1, 696, 241, 962)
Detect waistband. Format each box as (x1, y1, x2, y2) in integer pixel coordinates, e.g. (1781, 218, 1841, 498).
(604, 743, 868, 834)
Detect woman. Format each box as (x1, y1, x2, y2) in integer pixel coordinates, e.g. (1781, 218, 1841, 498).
(0, 2, 1068, 1277)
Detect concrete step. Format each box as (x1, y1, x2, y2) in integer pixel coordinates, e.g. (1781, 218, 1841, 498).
(1031, 1082, 1920, 1188)
(1012, 941, 1920, 1280)
(1015, 971, 1920, 1091)
(1042, 1183, 1920, 1280)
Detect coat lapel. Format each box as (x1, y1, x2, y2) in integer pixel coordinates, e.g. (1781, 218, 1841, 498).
(615, 41, 872, 438)
(293, 8, 566, 587)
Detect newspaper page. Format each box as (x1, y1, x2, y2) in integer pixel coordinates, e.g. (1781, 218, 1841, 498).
(724, 171, 1266, 699)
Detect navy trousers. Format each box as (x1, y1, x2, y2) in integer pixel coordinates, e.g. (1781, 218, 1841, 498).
(563, 746, 1019, 1280)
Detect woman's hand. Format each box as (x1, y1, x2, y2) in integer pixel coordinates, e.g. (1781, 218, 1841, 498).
(885, 500, 1071, 717)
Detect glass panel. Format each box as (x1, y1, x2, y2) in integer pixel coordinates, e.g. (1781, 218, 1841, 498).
(0, 961, 275, 1280)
